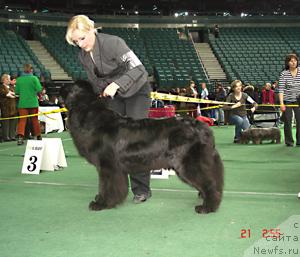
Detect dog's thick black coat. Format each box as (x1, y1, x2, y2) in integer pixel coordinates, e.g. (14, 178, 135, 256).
(60, 80, 224, 214)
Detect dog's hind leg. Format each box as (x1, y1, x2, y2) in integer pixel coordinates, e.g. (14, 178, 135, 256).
(195, 153, 223, 214)
(89, 165, 129, 211)
(179, 169, 222, 214)
(204, 151, 223, 212)
(195, 183, 222, 214)
(179, 145, 224, 214)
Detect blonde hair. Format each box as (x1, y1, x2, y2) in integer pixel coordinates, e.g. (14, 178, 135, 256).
(189, 80, 195, 85)
(1, 73, 10, 83)
(24, 63, 33, 73)
(65, 15, 95, 46)
(231, 80, 242, 91)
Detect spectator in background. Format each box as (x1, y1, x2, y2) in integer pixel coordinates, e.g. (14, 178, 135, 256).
(201, 82, 209, 100)
(10, 75, 18, 137)
(10, 75, 17, 91)
(214, 24, 220, 38)
(243, 84, 261, 104)
(215, 83, 226, 125)
(200, 82, 209, 117)
(9, 74, 34, 139)
(38, 87, 50, 106)
(254, 86, 261, 103)
(278, 53, 300, 147)
(272, 81, 280, 105)
(0, 74, 17, 141)
(169, 87, 182, 111)
(223, 80, 258, 143)
(15, 63, 43, 145)
(272, 81, 279, 92)
(178, 87, 188, 115)
(186, 80, 198, 98)
(174, 87, 181, 96)
(261, 82, 275, 105)
(186, 80, 199, 118)
(243, 84, 254, 97)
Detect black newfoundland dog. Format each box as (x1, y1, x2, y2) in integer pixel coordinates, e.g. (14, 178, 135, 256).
(60, 80, 224, 214)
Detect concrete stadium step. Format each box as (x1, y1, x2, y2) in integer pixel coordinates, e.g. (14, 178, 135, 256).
(26, 40, 72, 81)
(194, 43, 227, 81)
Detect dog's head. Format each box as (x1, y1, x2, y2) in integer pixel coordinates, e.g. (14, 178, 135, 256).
(60, 80, 97, 110)
(240, 129, 251, 144)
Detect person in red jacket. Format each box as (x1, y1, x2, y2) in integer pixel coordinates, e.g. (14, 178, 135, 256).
(261, 82, 275, 105)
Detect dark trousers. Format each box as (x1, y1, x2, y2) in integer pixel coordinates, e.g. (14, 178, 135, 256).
(282, 103, 300, 145)
(107, 92, 152, 195)
(1, 118, 17, 140)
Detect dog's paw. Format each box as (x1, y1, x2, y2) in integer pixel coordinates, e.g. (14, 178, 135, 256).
(89, 200, 106, 211)
(94, 193, 103, 202)
(195, 205, 214, 214)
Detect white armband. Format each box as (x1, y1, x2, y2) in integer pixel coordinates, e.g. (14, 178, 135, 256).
(247, 96, 255, 104)
(121, 50, 142, 70)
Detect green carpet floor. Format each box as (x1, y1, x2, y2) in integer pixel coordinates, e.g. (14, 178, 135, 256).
(0, 126, 299, 257)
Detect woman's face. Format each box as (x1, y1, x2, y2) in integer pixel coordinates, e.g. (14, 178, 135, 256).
(3, 77, 10, 85)
(288, 57, 298, 69)
(71, 28, 95, 52)
(234, 83, 242, 93)
(11, 78, 16, 85)
(265, 83, 271, 90)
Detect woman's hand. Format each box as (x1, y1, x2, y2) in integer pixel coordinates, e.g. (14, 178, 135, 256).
(280, 104, 286, 112)
(103, 82, 120, 98)
(6, 91, 15, 98)
(250, 107, 256, 113)
(231, 102, 242, 109)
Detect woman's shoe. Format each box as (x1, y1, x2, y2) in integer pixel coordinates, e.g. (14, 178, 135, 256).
(233, 138, 241, 144)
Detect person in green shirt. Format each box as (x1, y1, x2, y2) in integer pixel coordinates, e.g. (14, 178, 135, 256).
(15, 63, 42, 145)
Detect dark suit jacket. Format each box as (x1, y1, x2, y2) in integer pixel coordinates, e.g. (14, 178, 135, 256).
(78, 32, 151, 98)
(0, 84, 17, 117)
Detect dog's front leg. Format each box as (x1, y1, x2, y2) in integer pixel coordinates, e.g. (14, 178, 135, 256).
(89, 193, 107, 211)
(89, 165, 129, 211)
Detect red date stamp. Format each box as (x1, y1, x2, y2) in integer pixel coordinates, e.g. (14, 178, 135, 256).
(240, 228, 283, 239)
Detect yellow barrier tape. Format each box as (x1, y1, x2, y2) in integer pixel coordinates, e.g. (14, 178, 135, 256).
(150, 92, 299, 108)
(257, 104, 299, 107)
(1, 92, 298, 121)
(150, 92, 232, 105)
(0, 107, 68, 121)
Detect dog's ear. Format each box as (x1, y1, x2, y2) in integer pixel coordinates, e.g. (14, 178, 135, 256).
(74, 80, 96, 95)
(60, 80, 96, 101)
(59, 83, 74, 101)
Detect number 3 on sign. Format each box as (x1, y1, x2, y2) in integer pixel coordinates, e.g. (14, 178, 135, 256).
(21, 141, 45, 175)
(27, 156, 38, 172)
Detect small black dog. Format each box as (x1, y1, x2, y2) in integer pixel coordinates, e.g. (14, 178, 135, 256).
(60, 80, 224, 214)
(240, 127, 281, 144)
